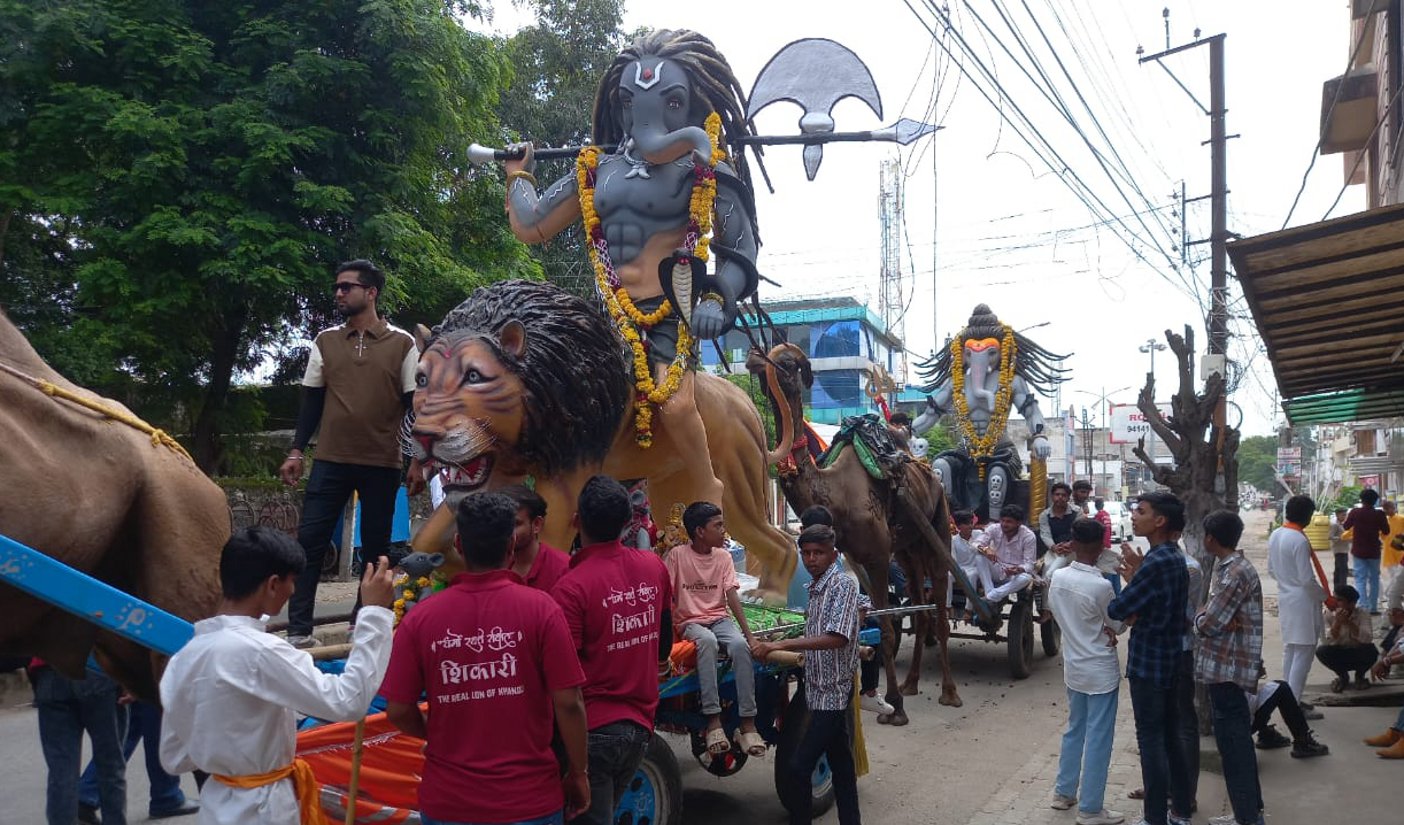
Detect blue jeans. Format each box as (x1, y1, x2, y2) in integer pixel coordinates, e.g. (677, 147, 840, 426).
(288, 459, 401, 636)
(33, 667, 128, 825)
(1207, 683, 1263, 825)
(79, 701, 187, 815)
(1354, 556, 1381, 611)
(1104, 572, 1122, 596)
(1127, 676, 1192, 825)
(422, 812, 562, 825)
(1174, 651, 1199, 806)
(1054, 687, 1118, 814)
(579, 722, 651, 825)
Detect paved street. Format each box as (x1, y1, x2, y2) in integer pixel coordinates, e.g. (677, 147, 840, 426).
(2, 510, 1400, 824)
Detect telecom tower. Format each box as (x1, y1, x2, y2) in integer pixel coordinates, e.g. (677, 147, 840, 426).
(878, 157, 908, 385)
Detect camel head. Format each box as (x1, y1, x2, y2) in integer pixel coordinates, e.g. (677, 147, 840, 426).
(744, 342, 812, 465)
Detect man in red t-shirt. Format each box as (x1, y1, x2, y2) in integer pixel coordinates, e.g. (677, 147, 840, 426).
(383, 492, 589, 825)
(503, 484, 571, 593)
(1343, 488, 1392, 613)
(552, 475, 673, 825)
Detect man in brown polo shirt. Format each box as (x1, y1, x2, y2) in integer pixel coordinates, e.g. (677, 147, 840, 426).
(279, 259, 424, 647)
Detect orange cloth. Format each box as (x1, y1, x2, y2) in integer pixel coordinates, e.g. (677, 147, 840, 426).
(213, 759, 319, 825)
(296, 711, 423, 821)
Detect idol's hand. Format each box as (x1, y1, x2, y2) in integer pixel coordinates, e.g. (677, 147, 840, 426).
(504, 141, 536, 176)
(1032, 435, 1052, 460)
(692, 298, 727, 339)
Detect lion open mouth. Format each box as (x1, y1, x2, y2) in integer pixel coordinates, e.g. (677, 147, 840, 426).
(442, 455, 493, 491)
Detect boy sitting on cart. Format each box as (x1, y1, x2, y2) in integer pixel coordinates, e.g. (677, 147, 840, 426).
(665, 502, 767, 758)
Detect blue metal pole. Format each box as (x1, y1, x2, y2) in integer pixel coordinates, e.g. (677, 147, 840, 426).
(0, 532, 194, 656)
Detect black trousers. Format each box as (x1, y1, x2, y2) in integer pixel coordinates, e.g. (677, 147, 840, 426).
(287, 459, 401, 637)
(1251, 680, 1310, 742)
(781, 699, 861, 825)
(1315, 644, 1379, 681)
(1333, 552, 1349, 594)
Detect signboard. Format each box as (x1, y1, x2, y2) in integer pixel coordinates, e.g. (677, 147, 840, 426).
(1109, 403, 1172, 444)
(1276, 447, 1302, 478)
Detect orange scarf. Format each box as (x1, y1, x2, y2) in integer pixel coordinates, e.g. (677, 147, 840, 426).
(1285, 521, 1338, 610)
(213, 759, 319, 825)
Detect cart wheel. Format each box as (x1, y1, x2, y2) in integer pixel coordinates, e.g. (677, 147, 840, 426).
(773, 699, 837, 817)
(1041, 616, 1062, 657)
(616, 734, 682, 825)
(1007, 599, 1034, 679)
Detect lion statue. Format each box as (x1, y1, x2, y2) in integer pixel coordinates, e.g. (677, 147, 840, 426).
(0, 309, 229, 700)
(408, 280, 796, 596)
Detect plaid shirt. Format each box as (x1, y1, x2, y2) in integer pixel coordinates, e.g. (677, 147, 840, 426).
(1107, 541, 1188, 687)
(803, 561, 861, 711)
(1193, 552, 1264, 690)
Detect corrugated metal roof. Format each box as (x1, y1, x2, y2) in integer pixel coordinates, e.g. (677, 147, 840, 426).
(1228, 202, 1404, 425)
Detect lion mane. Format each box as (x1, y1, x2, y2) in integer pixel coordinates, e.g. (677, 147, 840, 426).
(429, 279, 631, 474)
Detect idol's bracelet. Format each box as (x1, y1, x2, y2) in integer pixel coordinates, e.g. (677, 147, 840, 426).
(506, 170, 538, 187)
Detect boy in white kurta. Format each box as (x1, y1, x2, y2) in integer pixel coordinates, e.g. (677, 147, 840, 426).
(1266, 495, 1327, 710)
(159, 526, 395, 825)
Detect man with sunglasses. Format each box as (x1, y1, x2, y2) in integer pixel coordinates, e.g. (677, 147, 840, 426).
(280, 259, 424, 648)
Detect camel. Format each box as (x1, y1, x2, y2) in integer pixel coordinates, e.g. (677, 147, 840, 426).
(0, 309, 230, 700)
(746, 343, 963, 722)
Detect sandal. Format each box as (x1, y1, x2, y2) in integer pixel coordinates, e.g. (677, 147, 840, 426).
(1127, 788, 1145, 800)
(704, 726, 729, 755)
(736, 729, 766, 757)
(1330, 676, 1346, 693)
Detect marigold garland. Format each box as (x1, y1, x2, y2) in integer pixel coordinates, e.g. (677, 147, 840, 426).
(391, 574, 440, 627)
(576, 112, 724, 448)
(951, 324, 1018, 479)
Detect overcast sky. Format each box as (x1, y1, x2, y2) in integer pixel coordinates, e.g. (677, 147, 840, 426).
(477, 1, 1363, 437)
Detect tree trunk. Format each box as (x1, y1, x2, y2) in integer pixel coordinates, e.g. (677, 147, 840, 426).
(0, 209, 13, 269)
(1132, 324, 1240, 734)
(192, 308, 247, 474)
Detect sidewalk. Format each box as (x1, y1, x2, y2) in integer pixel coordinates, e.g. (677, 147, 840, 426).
(965, 510, 1402, 825)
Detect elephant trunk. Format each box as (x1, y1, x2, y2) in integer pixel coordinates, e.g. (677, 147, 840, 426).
(631, 124, 714, 166)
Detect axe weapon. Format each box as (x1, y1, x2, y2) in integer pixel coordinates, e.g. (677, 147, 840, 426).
(465, 118, 938, 167)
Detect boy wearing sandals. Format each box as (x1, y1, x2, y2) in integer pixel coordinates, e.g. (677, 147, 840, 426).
(665, 501, 765, 758)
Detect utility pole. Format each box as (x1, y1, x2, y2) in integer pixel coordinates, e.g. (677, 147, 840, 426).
(1081, 407, 1094, 479)
(1139, 33, 1231, 359)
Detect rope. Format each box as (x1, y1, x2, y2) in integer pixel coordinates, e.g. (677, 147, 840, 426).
(0, 361, 194, 462)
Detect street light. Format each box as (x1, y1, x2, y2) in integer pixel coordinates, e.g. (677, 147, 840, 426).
(1137, 339, 1168, 490)
(1073, 386, 1133, 429)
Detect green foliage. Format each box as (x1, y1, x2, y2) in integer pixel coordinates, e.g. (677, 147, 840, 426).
(1236, 434, 1279, 493)
(1329, 484, 1363, 513)
(495, 0, 627, 295)
(724, 370, 776, 444)
(918, 417, 958, 455)
(0, 0, 537, 472)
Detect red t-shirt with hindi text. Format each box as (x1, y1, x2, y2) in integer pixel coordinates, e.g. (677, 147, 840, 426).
(380, 569, 585, 823)
(551, 540, 671, 732)
(524, 541, 570, 593)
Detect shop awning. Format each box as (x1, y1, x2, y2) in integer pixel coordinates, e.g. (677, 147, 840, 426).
(1228, 202, 1404, 425)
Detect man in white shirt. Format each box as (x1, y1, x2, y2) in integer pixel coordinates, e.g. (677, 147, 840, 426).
(981, 504, 1037, 602)
(1047, 517, 1125, 825)
(159, 527, 395, 825)
(1267, 494, 1327, 717)
(950, 509, 996, 608)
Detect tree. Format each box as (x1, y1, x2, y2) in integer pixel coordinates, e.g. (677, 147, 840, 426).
(1236, 434, 1278, 493)
(494, 0, 628, 296)
(0, 0, 537, 472)
(1132, 325, 1240, 558)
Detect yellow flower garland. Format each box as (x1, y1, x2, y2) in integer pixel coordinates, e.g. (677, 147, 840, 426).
(576, 112, 724, 447)
(950, 325, 1018, 479)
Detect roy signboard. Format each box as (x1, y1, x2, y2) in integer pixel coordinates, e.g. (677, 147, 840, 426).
(1109, 403, 1173, 444)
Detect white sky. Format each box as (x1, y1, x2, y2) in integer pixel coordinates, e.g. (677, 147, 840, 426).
(476, 0, 1365, 437)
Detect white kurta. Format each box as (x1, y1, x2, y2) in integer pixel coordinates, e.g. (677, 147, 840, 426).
(159, 608, 393, 825)
(1266, 527, 1326, 645)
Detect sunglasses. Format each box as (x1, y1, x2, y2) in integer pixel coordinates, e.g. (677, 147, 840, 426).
(333, 282, 367, 294)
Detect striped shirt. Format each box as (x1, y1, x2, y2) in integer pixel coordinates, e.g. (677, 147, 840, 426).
(1193, 552, 1264, 691)
(803, 561, 861, 711)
